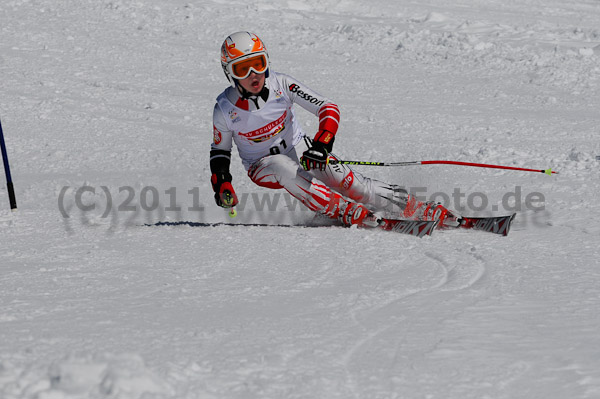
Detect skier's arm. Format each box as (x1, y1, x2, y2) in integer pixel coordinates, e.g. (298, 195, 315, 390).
(278, 73, 340, 170)
(210, 105, 238, 208)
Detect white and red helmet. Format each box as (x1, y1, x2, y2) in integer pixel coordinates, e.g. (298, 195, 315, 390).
(220, 31, 270, 87)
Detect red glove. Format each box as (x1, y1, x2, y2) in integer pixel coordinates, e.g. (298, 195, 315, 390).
(211, 172, 238, 208)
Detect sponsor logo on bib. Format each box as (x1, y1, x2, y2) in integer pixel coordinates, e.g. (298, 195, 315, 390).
(238, 110, 287, 143)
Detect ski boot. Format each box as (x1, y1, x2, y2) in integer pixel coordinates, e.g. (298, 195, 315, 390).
(338, 201, 382, 228)
(402, 197, 460, 229)
(323, 193, 382, 228)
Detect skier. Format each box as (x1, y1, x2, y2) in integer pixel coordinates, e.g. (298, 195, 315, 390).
(210, 31, 456, 228)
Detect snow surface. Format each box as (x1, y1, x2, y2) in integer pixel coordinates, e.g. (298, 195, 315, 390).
(1, 0, 600, 398)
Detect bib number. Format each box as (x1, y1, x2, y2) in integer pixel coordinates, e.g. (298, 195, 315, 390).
(269, 139, 288, 155)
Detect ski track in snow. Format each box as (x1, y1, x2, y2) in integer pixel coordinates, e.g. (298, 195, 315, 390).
(2, 0, 600, 398)
(337, 245, 495, 398)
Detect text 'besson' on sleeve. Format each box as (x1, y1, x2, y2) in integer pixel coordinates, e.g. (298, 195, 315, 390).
(278, 73, 340, 138)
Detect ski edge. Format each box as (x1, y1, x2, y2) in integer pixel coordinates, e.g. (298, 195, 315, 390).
(456, 213, 517, 236)
(378, 218, 439, 238)
(148, 219, 439, 238)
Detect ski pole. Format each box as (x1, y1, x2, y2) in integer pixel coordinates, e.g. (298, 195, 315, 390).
(0, 117, 17, 210)
(222, 190, 237, 218)
(328, 159, 558, 175)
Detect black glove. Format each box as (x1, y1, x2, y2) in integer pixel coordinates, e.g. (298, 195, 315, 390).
(211, 172, 238, 208)
(301, 130, 335, 171)
(301, 141, 330, 171)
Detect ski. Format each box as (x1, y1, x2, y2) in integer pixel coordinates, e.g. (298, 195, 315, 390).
(149, 215, 513, 237)
(149, 219, 439, 237)
(455, 213, 516, 236)
(151, 221, 321, 228)
(378, 218, 439, 237)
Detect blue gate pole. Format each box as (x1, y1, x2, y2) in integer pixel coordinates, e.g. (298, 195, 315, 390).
(0, 117, 17, 210)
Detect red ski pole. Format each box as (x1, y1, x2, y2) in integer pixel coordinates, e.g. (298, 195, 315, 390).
(329, 159, 558, 175)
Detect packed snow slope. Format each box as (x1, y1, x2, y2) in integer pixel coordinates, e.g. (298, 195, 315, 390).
(1, 0, 600, 398)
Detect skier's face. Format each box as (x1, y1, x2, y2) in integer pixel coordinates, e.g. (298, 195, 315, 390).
(238, 71, 265, 95)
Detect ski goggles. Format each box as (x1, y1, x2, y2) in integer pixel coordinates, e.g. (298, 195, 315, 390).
(229, 53, 269, 80)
